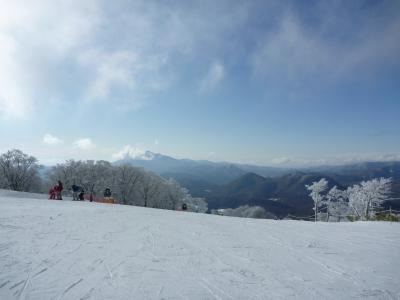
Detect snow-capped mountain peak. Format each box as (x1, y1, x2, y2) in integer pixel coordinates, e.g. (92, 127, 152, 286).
(141, 150, 156, 160)
(113, 146, 158, 161)
(126, 150, 156, 161)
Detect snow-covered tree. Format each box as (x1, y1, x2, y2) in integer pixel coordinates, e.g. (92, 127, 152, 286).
(361, 178, 392, 219)
(347, 184, 363, 220)
(137, 171, 162, 207)
(0, 149, 42, 192)
(325, 186, 349, 222)
(47, 160, 86, 190)
(81, 160, 113, 197)
(216, 205, 275, 219)
(305, 178, 328, 222)
(162, 179, 186, 210)
(185, 197, 208, 213)
(112, 164, 143, 205)
(347, 178, 392, 220)
(47, 160, 114, 198)
(46, 159, 203, 213)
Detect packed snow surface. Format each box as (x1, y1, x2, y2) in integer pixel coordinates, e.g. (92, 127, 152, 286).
(1, 192, 399, 300)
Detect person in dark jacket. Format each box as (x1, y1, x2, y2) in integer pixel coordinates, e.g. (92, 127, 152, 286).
(71, 184, 80, 201)
(55, 180, 63, 200)
(104, 188, 112, 197)
(78, 190, 85, 201)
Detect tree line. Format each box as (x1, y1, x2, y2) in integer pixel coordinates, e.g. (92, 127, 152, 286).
(0, 149, 207, 213)
(306, 177, 392, 221)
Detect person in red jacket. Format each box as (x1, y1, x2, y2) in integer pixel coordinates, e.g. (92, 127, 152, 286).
(55, 180, 63, 200)
(48, 187, 56, 199)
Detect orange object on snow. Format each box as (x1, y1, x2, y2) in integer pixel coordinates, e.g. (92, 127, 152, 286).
(94, 197, 115, 204)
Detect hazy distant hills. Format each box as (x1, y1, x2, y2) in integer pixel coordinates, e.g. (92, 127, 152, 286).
(115, 152, 400, 217)
(207, 163, 400, 217)
(114, 151, 291, 185)
(309, 161, 400, 185)
(207, 172, 343, 218)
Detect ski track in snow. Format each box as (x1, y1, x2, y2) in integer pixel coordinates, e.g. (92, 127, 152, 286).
(0, 192, 400, 299)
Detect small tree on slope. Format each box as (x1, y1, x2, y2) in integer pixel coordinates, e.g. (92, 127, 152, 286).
(306, 178, 328, 222)
(347, 178, 392, 220)
(325, 186, 349, 222)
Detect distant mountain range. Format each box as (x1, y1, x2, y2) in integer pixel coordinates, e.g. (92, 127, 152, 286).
(114, 151, 291, 185)
(115, 151, 400, 217)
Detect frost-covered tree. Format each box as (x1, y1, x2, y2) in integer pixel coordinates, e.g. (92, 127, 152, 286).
(137, 171, 161, 207)
(112, 164, 143, 205)
(0, 149, 42, 192)
(46, 159, 203, 213)
(361, 178, 392, 219)
(347, 178, 392, 220)
(47, 160, 86, 190)
(48, 160, 113, 196)
(325, 186, 349, 222)
(162, 179, 186, 210)
(306, 178, 328, 222)
(185, 197, 208, 213)
(217, 205, 275, 219)
(0, 172, 7, 189)
(347, 184, 364, 220)
(81, 160, 113, 197)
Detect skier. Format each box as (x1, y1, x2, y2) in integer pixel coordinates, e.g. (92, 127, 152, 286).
(78, 190, 85, 201)
(104, 188, 112, 197)
(103, 188, 114, 203)
(71, 184, 80, 201)
(182, 203, 187, 211)
(55, 180, 63, 200)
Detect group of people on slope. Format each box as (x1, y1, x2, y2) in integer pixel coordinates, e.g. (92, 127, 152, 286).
(48, 183, 188, 210)
(49, 181, 63, 200)
(48, 181, 86, 201)
(50, 182, 113, 202)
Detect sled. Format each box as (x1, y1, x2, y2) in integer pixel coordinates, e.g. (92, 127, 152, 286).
(96, 197, 115, 204)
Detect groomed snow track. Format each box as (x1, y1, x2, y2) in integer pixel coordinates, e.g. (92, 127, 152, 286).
(0, 192, 399, 299)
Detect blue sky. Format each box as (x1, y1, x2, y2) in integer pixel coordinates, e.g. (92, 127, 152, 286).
(0, 0, 399, 166)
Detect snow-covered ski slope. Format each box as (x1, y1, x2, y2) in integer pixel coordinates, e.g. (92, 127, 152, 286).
(1, 192, 399, 300)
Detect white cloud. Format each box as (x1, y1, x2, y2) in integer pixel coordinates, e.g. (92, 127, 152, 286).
(42, 134, 63, 145)
(207, 151, 216, 158)
(83, 51, 137, 102)
(0, 33, 32, 119)
(0, 0, 179, 118)
(73, 138, 95, 150)
(1, 0, 398, 120)
(80, 49, 169, 110)
(112, 146, 145, 160)
(199, 62, 224, 93)
(252, 11, 400, 86)
(270, 157, 293, 165)
(0, 1, 253, 118)
(112, 145, 156, 161)
(0, 0, 99, 119)
(269, 153, 400, 167)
